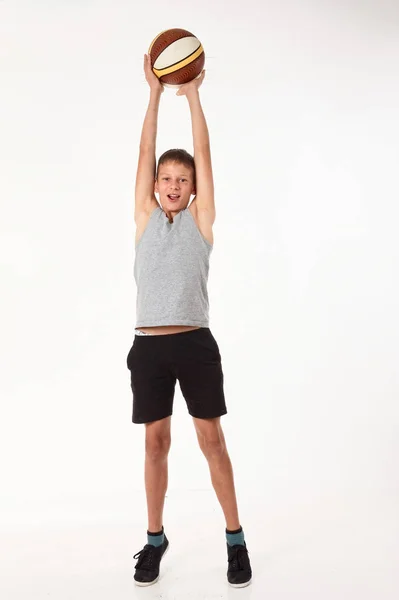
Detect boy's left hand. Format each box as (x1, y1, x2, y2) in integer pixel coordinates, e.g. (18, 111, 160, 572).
(176, 70, 206, 96)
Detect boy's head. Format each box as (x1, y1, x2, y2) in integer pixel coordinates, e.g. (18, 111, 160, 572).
(155, 149, 196, 213)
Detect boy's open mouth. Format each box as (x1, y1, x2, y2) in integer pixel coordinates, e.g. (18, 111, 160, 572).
(168, 195, 180, 202)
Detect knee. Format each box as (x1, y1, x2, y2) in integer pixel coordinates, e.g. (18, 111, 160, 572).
(145, 433, 171, 461)
(198, 434, 226, 460)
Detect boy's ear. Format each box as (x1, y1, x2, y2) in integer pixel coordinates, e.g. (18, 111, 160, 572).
(154, 179, 159, 193)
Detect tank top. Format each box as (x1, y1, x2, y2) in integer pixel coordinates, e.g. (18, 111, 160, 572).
(134, 206, 213, 327)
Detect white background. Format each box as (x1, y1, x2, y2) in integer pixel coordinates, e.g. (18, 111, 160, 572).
(1, 0, 398, 598)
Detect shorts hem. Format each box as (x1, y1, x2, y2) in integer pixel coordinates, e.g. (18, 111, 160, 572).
(132, 413, 173, 424)
(188, 409, 227, 419)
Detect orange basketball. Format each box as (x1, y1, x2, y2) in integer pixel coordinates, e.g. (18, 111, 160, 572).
(148, 28, 205, 88)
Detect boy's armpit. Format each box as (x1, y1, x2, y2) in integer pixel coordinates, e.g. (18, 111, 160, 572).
(189, 201, 214, 246)
(134, 196, 158, 225)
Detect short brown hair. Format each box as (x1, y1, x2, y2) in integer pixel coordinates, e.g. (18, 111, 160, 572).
(156, 149, 196, 186)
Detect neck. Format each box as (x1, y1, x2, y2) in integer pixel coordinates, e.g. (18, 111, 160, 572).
(162, 207, 184, 222)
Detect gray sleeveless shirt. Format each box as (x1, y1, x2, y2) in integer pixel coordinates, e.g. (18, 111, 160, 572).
(134, 206, 213, 327)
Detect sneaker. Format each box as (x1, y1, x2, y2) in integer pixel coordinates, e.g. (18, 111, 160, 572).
(133, 535, 169, 586)
(227, 542, 252, 588)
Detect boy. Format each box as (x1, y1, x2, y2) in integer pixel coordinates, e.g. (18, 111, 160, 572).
(126, 53, 252, 588)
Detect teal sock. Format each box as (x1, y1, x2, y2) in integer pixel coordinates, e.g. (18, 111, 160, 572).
(226, 525, 245, 547)
(147, 526, 164, 547)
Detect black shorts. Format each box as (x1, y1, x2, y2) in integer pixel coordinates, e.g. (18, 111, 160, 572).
(126, 327, 227, 424)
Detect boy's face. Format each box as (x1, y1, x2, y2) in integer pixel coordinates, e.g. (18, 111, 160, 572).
(155, 161, 196, 212)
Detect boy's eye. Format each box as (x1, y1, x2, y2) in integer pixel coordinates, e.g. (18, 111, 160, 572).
(163, 177, 187, 182)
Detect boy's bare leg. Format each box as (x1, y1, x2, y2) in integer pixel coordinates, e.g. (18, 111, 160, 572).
(193, 417, 241, 531)
(144, 416, 172, 532)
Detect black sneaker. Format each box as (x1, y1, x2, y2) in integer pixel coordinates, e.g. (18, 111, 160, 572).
(133, 535, 169, 586)
(227, 542, 252, 588)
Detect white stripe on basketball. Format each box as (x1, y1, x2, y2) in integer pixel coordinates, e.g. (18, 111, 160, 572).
(153, 36, 201, 70)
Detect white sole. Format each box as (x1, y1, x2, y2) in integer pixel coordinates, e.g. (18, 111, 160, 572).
(228, 578, 252, 588)
(134, 544, 169, 587)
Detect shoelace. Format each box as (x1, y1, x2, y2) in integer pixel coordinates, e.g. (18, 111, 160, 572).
(133, 545, 155, 571)
(228, 545, 249, 571)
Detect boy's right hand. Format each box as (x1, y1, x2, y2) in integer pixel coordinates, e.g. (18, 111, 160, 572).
(144, 54, 164, 93)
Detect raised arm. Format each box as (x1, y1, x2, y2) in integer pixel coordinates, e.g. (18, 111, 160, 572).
(177, 72, 215, 223)
(134, 54, 163, 223)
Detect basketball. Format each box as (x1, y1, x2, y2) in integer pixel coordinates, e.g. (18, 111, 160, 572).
(148, 28, 205, 88)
